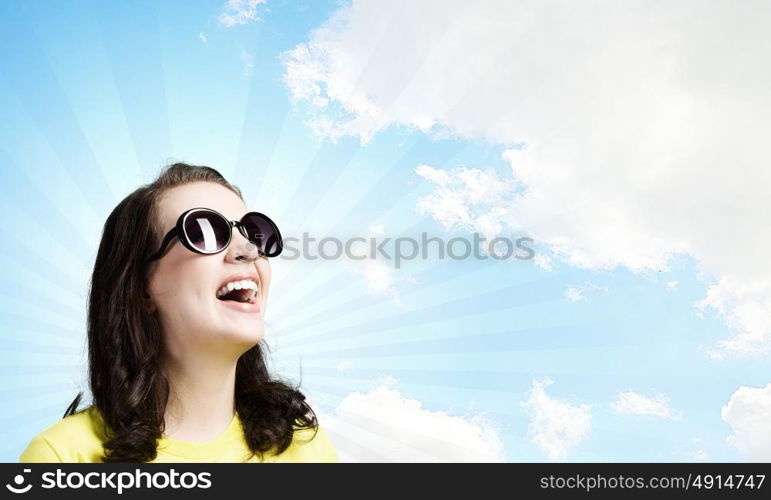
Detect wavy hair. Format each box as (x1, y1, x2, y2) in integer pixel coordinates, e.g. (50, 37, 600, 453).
(64, 162, 317, 462)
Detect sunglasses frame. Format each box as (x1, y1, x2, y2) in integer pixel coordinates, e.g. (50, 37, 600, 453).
(145, 207, 283, 263)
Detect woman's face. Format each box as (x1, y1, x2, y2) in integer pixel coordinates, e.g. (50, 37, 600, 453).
(145, 181, 271, 358)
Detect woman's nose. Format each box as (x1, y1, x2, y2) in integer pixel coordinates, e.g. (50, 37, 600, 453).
(228, 229, 260, 262)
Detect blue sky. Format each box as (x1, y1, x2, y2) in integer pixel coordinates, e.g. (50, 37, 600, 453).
(1, 0, 769, 462)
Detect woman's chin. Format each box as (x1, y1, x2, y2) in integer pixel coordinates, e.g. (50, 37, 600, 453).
(227, 316, 264, 336)
(219, 326, 264, 348)
(214, 315, 263, 339)
(204, 300, 265, 344)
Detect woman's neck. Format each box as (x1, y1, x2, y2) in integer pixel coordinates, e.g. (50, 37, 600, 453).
(160, 352, 238, 442)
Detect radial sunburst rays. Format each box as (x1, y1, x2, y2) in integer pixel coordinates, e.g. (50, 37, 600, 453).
(2, 0, 721, 463)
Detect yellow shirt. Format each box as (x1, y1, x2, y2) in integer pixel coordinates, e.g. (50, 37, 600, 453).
(19, 406, 337, 463)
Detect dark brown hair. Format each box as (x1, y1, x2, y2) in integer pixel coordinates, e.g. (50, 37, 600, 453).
(64, 162, 317, 462)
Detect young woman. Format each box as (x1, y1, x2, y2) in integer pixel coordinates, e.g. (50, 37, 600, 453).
(20, 163, 337, 462)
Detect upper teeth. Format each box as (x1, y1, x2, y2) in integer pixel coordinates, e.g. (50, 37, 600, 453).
(216, 279, 259, 298)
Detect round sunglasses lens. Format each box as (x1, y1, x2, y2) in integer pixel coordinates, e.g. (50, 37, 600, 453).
(184, 211, 231, 253)
(242, 213, 282, 256)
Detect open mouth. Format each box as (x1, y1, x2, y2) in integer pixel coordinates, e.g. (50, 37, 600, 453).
(216, 280, 259, 305)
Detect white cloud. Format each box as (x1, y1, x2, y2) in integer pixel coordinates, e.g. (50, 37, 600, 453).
(351, 251, 396, 296)
(281, 0, 771, 358)
(219, 0, 265, 27)
(564, 287, 583, 302)
(698, 281, 771, 358)
(564, 281, 607, 302)
(687, 438, 709, 461)
(345, 225, 414, 302)
(721, 383, 771, 461)
(414, 164, 518, 243)
(319, 384, 505, 462)
(667, 280, 680, 290)
(610, 390, 682, 420)
(335, 360, 352, 373)
(533, 254, 553, 272)
(521, 378, 591, 461)
(199, 32, 208, 44)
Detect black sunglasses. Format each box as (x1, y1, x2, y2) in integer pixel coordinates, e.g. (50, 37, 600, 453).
(145, 207, 283, 263)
